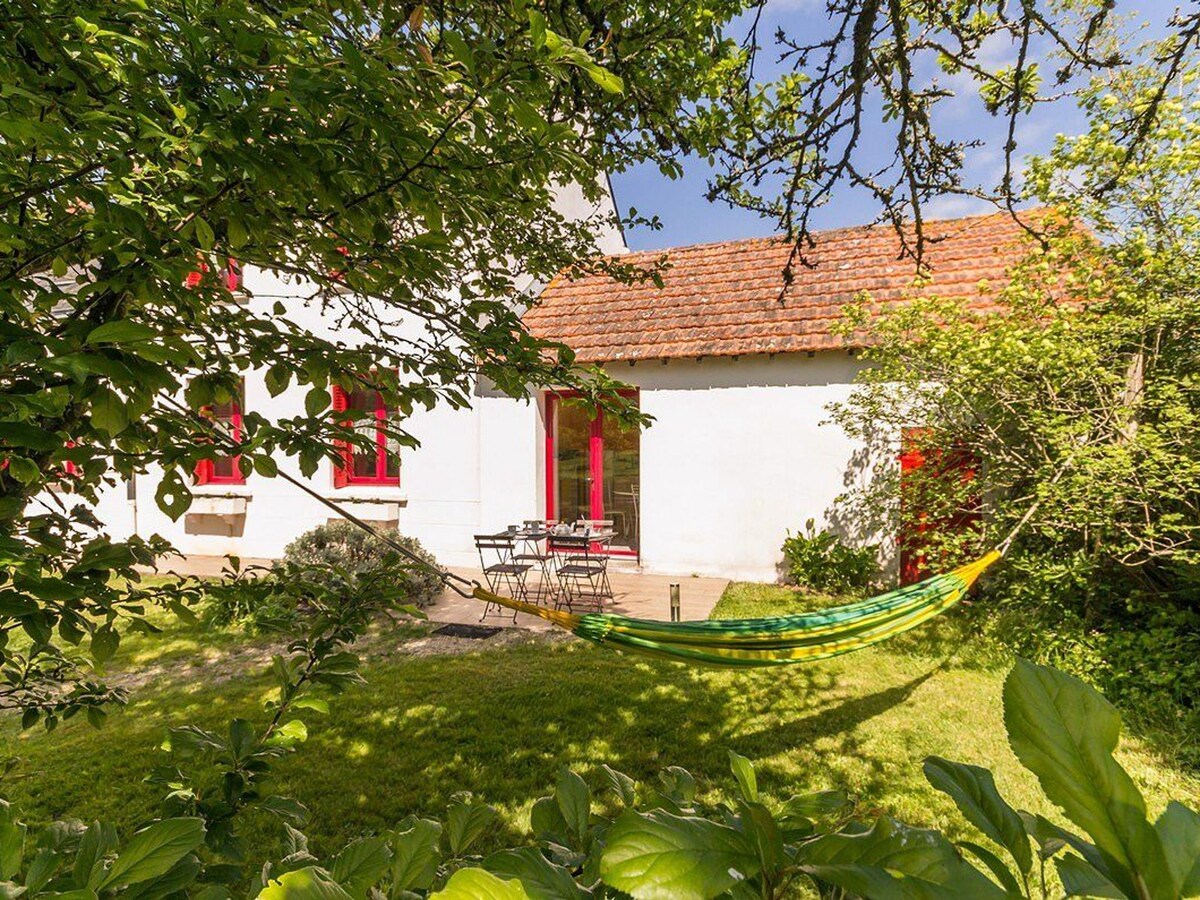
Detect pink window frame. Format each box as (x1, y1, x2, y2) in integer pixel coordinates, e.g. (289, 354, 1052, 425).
(543, 390, 638, 556)
(332, 384, 399, 487)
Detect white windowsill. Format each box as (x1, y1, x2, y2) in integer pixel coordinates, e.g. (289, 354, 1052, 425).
(191, 484, 253, 499)
(322, 487, 407, 504)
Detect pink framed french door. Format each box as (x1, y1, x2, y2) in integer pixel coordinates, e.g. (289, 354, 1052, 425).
(544, 391, 640, 555)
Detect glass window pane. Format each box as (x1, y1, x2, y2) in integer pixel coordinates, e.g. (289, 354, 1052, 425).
(345, 388, 397, 482)
(601, 402, 639, 552)
(207, 386, 242, 481)
(554, 401, 592, 525)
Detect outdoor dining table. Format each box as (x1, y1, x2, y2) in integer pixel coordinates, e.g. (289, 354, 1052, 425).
(480, 526, 616, 613)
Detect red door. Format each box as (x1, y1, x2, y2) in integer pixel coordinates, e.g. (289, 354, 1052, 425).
(898, 428, 980, 584)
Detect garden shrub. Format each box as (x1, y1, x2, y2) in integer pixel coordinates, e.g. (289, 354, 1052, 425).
(282, 521, 443, 607)
(976, 548, 1200, 767)
(781, 519, 879, 593)
(205, 524, 442, 632)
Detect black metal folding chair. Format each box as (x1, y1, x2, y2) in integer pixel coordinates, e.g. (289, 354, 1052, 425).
(474, 533, 531, 622)
(512, 523, 557, 607)
(549, 532, 613, 612)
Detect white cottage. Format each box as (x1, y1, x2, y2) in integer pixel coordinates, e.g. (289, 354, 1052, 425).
(86, 209, 1029, 582)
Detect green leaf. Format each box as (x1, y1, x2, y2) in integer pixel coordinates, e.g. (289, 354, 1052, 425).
(0, 801, 26, 881)
(656, 767, 695, 806)
(780, 790, 850, 818)
(801, 817, 1006, 899)
(329, 836, 389, 899)
(601, 809, 760, 900)
(90, 388, 129, 436)
(1020, 811, 1068, 861)
(958, 841, 1024, 896)
(120, 853, 201, 900)
(1004, 659, 1172, 897)
(257, 866, 353, 900)
(738, 802, 784, 876)
(25, 848, 60, 892)
(485, 848, 586, 899)
(85, 321, 157, 345)
(923, 755, 1032, 874)
(227, 218, 247, 250)
(254, 456, 278, 478)
(1155, 802, 1200, 897)
(74, 821, 117, 889)
(194, 218, 215, 250)
(555, 767, 590, 839)
(1055, 854, 1128, 898)
(529, 796, 568, 841)
(257, 796, 309, 826)
(154, 470, 192, 520)
(582, 62, 624, 94)
(99, 818, 205, 889)
(265, 365, 290, 398)
(265, 719, 307, 749)
(305, 387, 330, 418)
(1, 423, 58, 451)
(727, 751, 758, 803)
(429, 868, 528, 899)
(5, 456, 39, 485)
(389, 818, 440, 892)
(90, 626, 119, 666)
(600, 765, 636, 808)
(527, 9, 546, 48)
(444, 795, 497, 856)
(51, 256, 68, 277)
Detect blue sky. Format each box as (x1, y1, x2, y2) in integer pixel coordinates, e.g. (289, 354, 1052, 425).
(610, 0, 1184, 250)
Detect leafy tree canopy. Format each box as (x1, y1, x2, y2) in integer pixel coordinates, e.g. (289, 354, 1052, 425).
(0, 0, 743, 720)
(696, 0, 1200, 265)
(830, 57, 1200, 581)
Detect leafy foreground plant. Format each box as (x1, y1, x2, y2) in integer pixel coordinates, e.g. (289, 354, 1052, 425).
(2, 658, 1198, 899)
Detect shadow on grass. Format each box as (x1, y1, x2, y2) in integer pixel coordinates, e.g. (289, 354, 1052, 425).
(3, 619, 1196, 870)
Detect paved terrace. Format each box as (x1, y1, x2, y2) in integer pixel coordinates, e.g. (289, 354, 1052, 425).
(151, 556, 729, 629)
(429, 567, 729, 631)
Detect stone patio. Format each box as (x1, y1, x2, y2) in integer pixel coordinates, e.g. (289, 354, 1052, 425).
(427, 567, 730, 631)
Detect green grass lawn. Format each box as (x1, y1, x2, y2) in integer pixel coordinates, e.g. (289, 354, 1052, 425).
(2, 581, 1198, 869)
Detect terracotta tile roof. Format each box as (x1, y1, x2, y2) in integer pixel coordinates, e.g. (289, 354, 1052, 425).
(524, 211, 1040, 363)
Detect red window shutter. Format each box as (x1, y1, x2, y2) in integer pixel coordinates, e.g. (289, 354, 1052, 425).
(195, 459, 213, 485)
(331, 384, 350, 488)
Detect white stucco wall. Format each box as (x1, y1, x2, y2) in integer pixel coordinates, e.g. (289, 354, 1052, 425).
(92, 349, 888, 581)
(585, 353, 883, 581)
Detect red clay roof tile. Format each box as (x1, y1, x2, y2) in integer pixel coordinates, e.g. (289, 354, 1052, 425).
(524, 211, 1038, 362)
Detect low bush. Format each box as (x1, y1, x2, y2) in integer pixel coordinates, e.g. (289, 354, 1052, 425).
(283, 521, 443, 607)
(781, 519, 879, 593)
(976, 548, 1200, 767)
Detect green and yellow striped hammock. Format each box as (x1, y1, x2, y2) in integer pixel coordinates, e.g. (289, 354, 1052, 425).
(471, 551, 1001, 668)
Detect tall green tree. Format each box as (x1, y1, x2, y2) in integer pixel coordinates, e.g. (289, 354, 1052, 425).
(0, 0, 743, 720)
(829, 56, 1200, 590)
